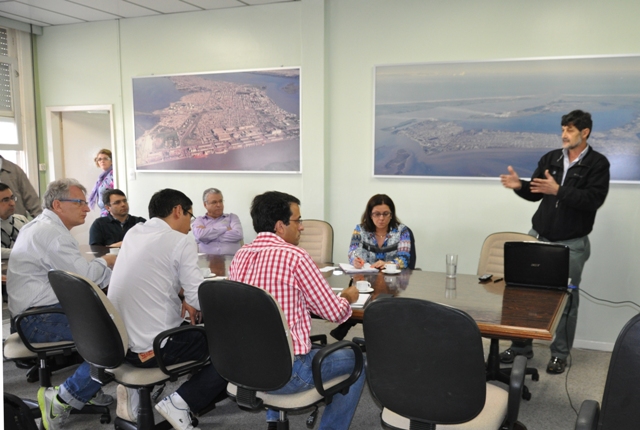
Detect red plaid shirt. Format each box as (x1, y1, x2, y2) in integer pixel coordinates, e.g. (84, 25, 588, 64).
(229, 232, 352, 355)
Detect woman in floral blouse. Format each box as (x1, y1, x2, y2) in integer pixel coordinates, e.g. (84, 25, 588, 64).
(348, 194, 412, 269)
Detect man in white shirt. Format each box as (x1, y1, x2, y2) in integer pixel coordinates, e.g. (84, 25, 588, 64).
(7, 178, 116, 430)
(0, 183, 28, 259)
(107, 189, 226, 430)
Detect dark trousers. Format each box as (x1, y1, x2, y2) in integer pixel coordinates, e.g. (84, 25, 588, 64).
(125, 327, 227, 412)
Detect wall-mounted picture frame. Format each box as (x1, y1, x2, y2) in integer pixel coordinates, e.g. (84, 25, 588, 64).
(133, 67, 300, 173)
(373, 55, 640, 183)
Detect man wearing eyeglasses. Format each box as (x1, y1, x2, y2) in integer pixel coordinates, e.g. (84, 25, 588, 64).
(89, 189, 146, 247)
(0, 183, 28, 259)
(228, 191, 364, 430)
(107, 189, 226, 429)
(192, 187, 243, 255)
(7, 178, 117, 430)
(0, 155, 42, 217)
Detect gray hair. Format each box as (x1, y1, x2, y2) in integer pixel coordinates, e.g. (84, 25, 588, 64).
(43, 178, 87, 210)
(202, 188, 222, 202)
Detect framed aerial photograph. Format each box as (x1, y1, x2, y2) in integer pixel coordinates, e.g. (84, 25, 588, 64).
(373, 55, 640, 183)
(133, 67, 300, 173)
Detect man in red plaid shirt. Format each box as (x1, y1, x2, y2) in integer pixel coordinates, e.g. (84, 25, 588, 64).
(229, 191, 364, 430)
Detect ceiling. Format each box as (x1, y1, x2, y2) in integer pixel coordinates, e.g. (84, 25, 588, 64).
(0, 0, 299, 27)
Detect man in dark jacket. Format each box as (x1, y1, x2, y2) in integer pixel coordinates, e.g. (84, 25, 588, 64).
(499, 110, 610, 374)
(89, 189, 146, 247)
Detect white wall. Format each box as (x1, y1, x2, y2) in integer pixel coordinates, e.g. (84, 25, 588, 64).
(34, 0, 640, 349)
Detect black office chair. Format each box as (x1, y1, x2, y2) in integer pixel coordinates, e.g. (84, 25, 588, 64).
(406, 226, 417, 270)
(3, 309, 110, 423)
(575, 312, 640, 430)
(4, 392, 39, 430)
(364, 297, 527, 430)
(48, 270, 211, 430)
(198, 279, 364, 430)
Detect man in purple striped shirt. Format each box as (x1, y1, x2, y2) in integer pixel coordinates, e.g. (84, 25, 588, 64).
(192, 188, 243, 255)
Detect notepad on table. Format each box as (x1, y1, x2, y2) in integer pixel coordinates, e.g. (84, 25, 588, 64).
(339, 263, 379, 274)
(350, 294, 371, 309)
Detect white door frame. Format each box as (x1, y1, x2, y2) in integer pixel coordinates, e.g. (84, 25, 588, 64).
(45, 104, 115, 183)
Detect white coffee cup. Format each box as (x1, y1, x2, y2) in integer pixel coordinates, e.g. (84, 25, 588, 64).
(356, 280, 371, 291)
(385, 263, 398, 273)
(108, 248, 119, 255)
(201, 268, 212, 278)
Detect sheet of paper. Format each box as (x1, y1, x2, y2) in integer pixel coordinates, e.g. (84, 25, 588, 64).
(339, 263, 379, 274)
(350, 293, 370, 308)
(319, 266, 337, 272)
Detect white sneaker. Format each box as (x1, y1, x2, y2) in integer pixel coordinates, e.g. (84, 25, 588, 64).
(116, 384, 139, 422)
(38, 386, 72, 430)
(155, 392, 200, 430)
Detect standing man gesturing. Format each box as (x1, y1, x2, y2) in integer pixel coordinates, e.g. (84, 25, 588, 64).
(499, 110, 610, 374)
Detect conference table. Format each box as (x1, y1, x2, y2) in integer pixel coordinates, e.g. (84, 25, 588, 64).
(324, 268, 568, 392)
(82, 247, 567, 390)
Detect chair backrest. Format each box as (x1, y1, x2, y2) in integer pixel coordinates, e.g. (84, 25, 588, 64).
(198, 280, 293, 392)
(598, 313, 640, 429)
(48, 270, 128, 369)
(4, 392, 39, 430)
(406, 226, 417, 270)
(477, 232, 538, 277)
(363, 297, 487, 426)
(298, 219, 334, 264)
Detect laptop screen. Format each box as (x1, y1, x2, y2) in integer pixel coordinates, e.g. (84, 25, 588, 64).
(504, 241, 570, 290)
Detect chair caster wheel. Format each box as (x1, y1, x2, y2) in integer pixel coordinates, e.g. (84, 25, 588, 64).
(532, 373, 540, 381)
(100, 413, 111, 424)
(522, 387, 532, 401)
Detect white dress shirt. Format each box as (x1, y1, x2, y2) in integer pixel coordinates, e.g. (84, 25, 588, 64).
(107, 217, 204, 353)
(7, 209, 111, 316)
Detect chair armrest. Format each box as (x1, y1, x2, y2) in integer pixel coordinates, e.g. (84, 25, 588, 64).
(14, 308, 75, 355)
(575, 400, 599, 430)
(311, 340, 364, 404)
(505, 355, 526, 429)
(351, 337, 366, 353)
(152, 325, 209, 380)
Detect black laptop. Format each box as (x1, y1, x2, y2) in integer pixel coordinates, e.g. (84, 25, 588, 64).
(504, 241, 570, 290)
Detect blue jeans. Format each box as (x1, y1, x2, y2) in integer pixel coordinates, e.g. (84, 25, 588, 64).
(266, 348, 366, 430)
(125, 325, 227, 413)
(18, 304, 102, 410)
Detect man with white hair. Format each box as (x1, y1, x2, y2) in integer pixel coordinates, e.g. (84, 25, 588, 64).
(192, 187, 243, 255)
(7, 178, 117, 430)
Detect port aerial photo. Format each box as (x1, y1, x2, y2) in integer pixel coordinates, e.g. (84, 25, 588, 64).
(133, 68, 300, 172)
(374, 56, 640, 182)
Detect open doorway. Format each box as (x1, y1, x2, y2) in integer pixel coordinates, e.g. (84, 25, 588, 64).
(45, 105, 115, 245)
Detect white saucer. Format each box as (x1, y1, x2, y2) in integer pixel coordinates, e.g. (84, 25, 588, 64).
(357, 287, 374, 293)
(204, 274, 217, 279)
(382, 269, 401, 275)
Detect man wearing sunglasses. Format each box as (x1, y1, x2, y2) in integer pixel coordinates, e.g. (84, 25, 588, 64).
(0, 183, 28, 259)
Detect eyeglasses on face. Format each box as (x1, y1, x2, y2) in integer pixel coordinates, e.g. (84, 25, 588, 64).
(371, 211, 391, 218)
(59, 198, 89, 207)
(186, 210, 196, 220)
(289, 218, 304, 225)
(206, 199, 224, 205)
(96, 157, 111, 162)
(0, 195, 18, 203)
